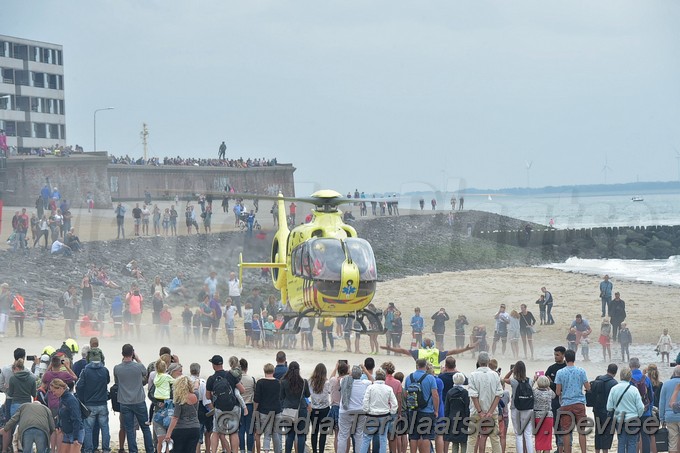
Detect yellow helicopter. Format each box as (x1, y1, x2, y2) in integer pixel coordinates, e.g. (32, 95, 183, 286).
(237, 189, 384, 334)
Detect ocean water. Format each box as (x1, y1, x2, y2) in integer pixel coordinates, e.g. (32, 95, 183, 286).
(541, 256, 680, 286)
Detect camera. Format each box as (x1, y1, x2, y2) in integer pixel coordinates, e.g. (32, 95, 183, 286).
(26, 355, 36, 361)
(672, 362, 677, 367)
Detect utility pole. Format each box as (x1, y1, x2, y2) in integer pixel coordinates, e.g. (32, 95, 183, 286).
(140, 123, 149, 161)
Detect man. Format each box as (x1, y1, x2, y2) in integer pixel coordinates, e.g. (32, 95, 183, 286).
(518, 304, 536, 360)
(72, 345, 90, 377)
(492, 304, 510, 355)
(218, 141, 227, 160)
(114, 202, 126, 239)
(589, 363, 618, 453)
(190, 362, 213, 453)
(431, 308, 450, 350)
(205, 271, 218, 297)
(273, 351, 287, 380)
(629, 357, 655, 453)
(113, 344, 153, 453)
(131, 203, 142, 236)
(245, 287, 264, 316)
(384, 303, 397, 352)
(205, 355, 246, 453)
(77, 348, 111, 453)
(599, 275, 613, 317)
(659, 365, 680, 453)
(382, 362, 403, 453)
(381, 337, 475, 375)
(1, 400, 54, 453)
(0, 348, 37, 419)
(546, 346, 567, 452)
(609, 292, 626, 341)
(555, 349, 591, 453)
(64, 227, 82, 252)
(167, 272, 189, 298)
(289, 202, 297, 224)
(467, 352, 503, 453)
(541, 286, 555, 324)
(41, 184, 51, 210)
(570, 314, 593, 352)
(438, 356, 468, 397)
(13, 208, 28, 254)
(228, 272, 242, 316)
(50, 238, 72, 257)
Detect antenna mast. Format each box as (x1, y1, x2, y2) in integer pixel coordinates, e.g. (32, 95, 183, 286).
(140, 123, 149, 161)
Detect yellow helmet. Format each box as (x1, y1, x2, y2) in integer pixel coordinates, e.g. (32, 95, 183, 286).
(64, 338, 79, 354)
(42, 345, 56, 356)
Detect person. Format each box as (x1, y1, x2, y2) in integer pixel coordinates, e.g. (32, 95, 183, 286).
(411, 307, 424, 346)
(228, 272, 242, 316)
(657, 328, 673, 366)
(535, 294, 547, 325)
(1, 400, 54, 453)
(403, 359, 439, 453)
(555, 349, 591, 453)
(629, 357, 655, 453)
(7, 358, 36, 416)
(361, 368, 398, 453)
(619, 323, 632, 362)
(454, 314, 468, 349)
(50, 378, 84, 452)
(51, 238, 72, 256)
(541, 287, 555, 324)
(253, 363, 282, 453)
(113, 344, 154, 453)
(570, 314, 592, 348)
(431, 308, 450, 350)
(76, 347, 111, 453)
(599, 318, 612, 362)
(599, 275, 613, 317)
(502, 361, 534, 453)
(589, 363, 618, 453)
(289, 202, 297, 224)
(492, 304, 510, 355)
(164, 375, 202, 453)
(519, 304, 536, 360)
(280, 361, 311, 453)
(338, 365, 371, 453)
(381, 337, 476, 374)
(533, 375, 556, 453)
(309, 363, 331, 453)
(205, 354, 245, 453)
(444, 373, 469, 453)
(458, 196, 464, 210)
(606, 367, 644, 453)
(658, 365, 680, 453)
(132, 203, 142, 236)
(467, 352, 503, 453)
(125, 284, 143, 340)
(168, 273, 190, 298)
(219, 141, 227, 160)
(274, 351, 288, 380)
(545, 346, 566, 452)
(238, 358, 256, 453)
(609, 292, 626, 341)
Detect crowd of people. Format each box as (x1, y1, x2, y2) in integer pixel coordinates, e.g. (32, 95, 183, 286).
(110, 155, 279, 168)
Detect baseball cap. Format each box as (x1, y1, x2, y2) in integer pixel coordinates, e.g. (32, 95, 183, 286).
(209, 355, 223, 365)
(88, 347, 103, 363)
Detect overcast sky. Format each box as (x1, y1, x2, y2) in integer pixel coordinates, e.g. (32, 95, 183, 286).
(5, 1, 680, 194)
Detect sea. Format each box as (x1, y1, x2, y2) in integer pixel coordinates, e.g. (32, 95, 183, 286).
(400, 191, 680, 287)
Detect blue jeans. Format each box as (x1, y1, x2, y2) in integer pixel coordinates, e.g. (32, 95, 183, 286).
(22, 427, 49, 453)
(239, 403, 254, 452)
(10, 402, 22, 417)
(617, 429, 639, 453)
(121, 402, 154, 453)
(360, 416, 388, 453)
(285, 408, 307, 453)
(84, 404, 111, 453)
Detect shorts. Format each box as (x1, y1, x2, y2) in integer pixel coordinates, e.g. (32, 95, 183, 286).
(153, 420, 167, 436)
(251, 331, 262, 341)
(213, 408, 241, 434)
(520, 328, 533, 338)
(132, 313, 142, 324)
(134, 218, 141, 225)
(244, 322, 252, 334)
(493, 330, 508, 341)
(212, 318, 221, 330)
(142, 218, 149, 225)
(328, 405, 339, 428)
(408, 412, 436, 440)
(62, 428, 85, 444)
(559, 403, 587, 432)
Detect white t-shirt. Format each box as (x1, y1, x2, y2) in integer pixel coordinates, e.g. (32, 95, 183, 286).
(228, 279, 241, 297)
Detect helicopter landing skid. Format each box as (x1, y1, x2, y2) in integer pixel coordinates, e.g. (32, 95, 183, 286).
(280, 308, 386, 335)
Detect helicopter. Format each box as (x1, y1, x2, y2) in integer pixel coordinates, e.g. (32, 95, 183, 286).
(237, 189, 385, 335)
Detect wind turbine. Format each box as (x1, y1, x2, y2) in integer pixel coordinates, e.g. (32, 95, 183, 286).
(602, 155, 612, 185)
(674, 146, 680, 182)
(525, 160, 533, 188)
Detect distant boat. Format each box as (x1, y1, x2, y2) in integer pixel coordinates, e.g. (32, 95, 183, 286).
(631, 196, 644, 202)
(488, 195, 492, 201)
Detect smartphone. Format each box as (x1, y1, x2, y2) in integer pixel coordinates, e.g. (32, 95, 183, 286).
(497, 367, 502, 375)
(510, 364, 515, 371)
(535, 371, 545, 377)
(672, 362, 677, 367)
(339, 360, 348, 365)
(26, 355, 35, 361)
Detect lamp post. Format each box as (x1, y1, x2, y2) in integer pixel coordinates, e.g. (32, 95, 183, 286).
(93, 107, 114, 151)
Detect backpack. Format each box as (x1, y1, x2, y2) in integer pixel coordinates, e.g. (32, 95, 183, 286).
(405, 373, 430, 411)
(212, 375, 237, 411)
(586, 378, 603, 407)
(513, 378, 534, 411)
(632, 376, 652, 411)
(109, 383, 120, 412)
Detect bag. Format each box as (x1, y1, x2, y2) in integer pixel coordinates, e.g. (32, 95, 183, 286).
(656, 427, 669, 452)
(147, 382, 157, 402)
(280, 381, 306, 423)
(109, 384, 120, 412)
(513, 379, 534, 411)
(212, 375, 237, 411)
(406, 373, 430, 411)
(632, 376, 652, 412)
(58, 293, 66, 309)
(153, 400, 175, 428)
(586, 378, 603, 408)
(79, 400, 92, 419)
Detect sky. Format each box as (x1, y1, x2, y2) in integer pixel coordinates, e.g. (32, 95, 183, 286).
(4, 1, 680, 194)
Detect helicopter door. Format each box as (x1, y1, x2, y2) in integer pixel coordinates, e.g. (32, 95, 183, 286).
(344, 238, 377, 281)
(308, 238, 345, 281)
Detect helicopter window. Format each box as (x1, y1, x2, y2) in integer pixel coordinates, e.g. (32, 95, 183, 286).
(345, 238, 377, 281)
(300, 244, 312, 278)
(291, 247, 303, 277)
(308, 238, 345, 281)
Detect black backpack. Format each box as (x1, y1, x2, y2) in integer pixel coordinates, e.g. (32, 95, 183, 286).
(212, 375, 237, 411)
(109, 384, 120, 412)
(405, 373, 430, 411)
(513, 378, 534, 411)
(632, 376, 652, 412)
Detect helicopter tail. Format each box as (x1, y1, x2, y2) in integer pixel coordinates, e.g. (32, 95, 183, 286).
(239, 253, 288, 305)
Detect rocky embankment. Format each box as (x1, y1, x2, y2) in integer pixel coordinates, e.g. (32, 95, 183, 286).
(0, 211, 548, 310)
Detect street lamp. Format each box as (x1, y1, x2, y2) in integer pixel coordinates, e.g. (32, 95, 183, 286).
(93, 107, 114, 151)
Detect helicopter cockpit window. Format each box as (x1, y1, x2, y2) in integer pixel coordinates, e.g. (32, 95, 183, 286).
(308, 238, 345, 281)
(300, 244, 312, 278)
(345, 238, 377, 281)
(291, 246, 303, 277)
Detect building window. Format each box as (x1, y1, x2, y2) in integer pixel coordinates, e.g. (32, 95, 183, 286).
(2, 68, 14, 84)
(32, 72, 45, 88)
(47, 74, 57, 89)
(57, 50, 63, 66)
(59, 100, 64, 115)
(34, 123, 47, 138)
(17, 122, 31, 138)
(57, 75, 63, 90)
(0, 41, 7, 57)
(49, 124, 59, 139)
(31, 98, 39, 112)
(110, 176, 119, 193)
(12, 44, 28, 60)
(3, 121, 16, 136)
(29, 46, 39, 62)
(60, 124, 65, 140)
(0, 96, 10, 110)
(15, 96, 29, 112)
(14, 70, 29, 86)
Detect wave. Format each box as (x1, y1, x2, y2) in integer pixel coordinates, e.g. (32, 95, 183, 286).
(542, 256, 680, 286)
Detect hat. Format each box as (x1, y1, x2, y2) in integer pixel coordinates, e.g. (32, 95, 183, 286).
(88, 347, 103, 363)
(167, 363, 182, 375)
(208, 355, 223, 365)
(40, 354, 51, 364)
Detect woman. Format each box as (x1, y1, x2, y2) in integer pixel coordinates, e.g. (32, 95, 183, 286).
(361, 368, 398, 453)
(648, 363, 662, 453)
(51, 378, 83, 452)
(444, 373, 469, 453)
(280, 362, 311, 453)
(599, 317, 612, 362)
(533, 375, 555, 453)
(508, 310, 521, 359)
(309, 363, 331, 453)
(328, 361, 349, 453)
(503, 361, 534, 453)
(34, 214, 50, 248)
(254, 363, 282, 453)
(199, 294, 213, 343)
(165, 375, 201, 452)
(81, 276, 94, 318)
(606, 367, 644, 453)
(7, 359, 36, 416)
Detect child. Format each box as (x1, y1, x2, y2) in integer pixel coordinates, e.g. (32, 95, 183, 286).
(181, 304, 192, 343)
(599, 317, 612, 362)
(566, 327, 577, 351)
(411, 307, 424, 346)
(264, 315, 275, 348)
(657, 329, 673, 366)
(535, 295, 546, 325)
(251, 313, 262, 348)
(192, 308, 202, 344)
(619, 322, 632, 362)
(159, 305, 172, 339)
(391, 310, 403, 348)
(88, 337, 105, 364)
(274, 313, 284, 348)
(153, 359, 173, 451)
(224, 298, 237, 347)
(36, 300, 45, 336)
(580, 332, 590, 361)
(243, 302, 253, 347)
